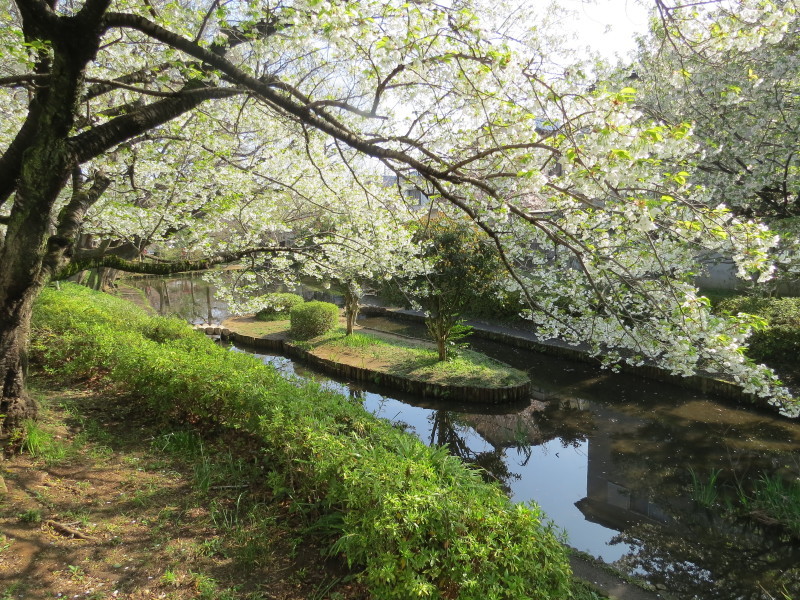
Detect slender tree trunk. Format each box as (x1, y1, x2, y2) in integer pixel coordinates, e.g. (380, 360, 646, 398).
(436, 336, 447, 362)
(343, 283, 360, 336)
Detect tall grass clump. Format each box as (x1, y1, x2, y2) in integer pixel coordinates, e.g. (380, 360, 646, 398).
(31, 283, 574, 599)
(749, 474, 800, 538)
(688, 467, 722, 507)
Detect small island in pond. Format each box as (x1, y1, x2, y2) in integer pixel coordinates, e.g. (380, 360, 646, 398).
(220, 316, 531, 403)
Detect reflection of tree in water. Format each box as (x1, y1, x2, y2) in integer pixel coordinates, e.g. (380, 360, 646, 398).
(599, 414, 800, 600)
(535, 398, 595, 449)
(429, 411, 520, 493)
(611, 519, 800, 600)
(609, 416, 794, 499)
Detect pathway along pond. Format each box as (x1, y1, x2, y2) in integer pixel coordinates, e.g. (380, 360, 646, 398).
(129, 275, 800, 599)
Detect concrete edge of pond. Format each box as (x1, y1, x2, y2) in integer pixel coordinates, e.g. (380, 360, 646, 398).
(196, 324, 532, 404)
(358, 306, 763, 410)
(569, 554, 676, 600)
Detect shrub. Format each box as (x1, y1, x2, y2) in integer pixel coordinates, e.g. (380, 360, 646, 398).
(716, 296, 800, 362)
(31, 283, 575, 599)
(289, 300, 339, 340)
(254, 293, 304, 321)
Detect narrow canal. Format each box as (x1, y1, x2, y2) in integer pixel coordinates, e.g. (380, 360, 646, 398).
(128, 275, 800, 600)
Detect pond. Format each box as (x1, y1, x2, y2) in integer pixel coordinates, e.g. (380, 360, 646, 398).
(127, 274, 800, 600)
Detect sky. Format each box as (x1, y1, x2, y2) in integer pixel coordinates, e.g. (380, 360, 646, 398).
(560, 0, 652, 59)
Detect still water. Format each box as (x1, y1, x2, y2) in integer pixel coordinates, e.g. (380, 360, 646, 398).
(128, 274, 800, 599)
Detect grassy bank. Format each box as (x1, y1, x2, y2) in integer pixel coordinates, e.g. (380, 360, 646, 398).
(27, 283, 577, 600)
(1, 381, 367, 600)
(223, 316, 529, 389)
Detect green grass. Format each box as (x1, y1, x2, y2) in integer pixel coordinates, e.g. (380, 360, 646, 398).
(748, 474, 800, 537)
(271, 325, 528, 388)
(688, 467, 722, 507)
(30, 283, 573, 600)
(226, 318, 529, 388)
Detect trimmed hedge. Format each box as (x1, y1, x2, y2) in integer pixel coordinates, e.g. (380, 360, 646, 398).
(716, 296, 800, 363)
(255, 292, 305, 321)
(30, 284, 573, 599)
(290, 300, 339, 340)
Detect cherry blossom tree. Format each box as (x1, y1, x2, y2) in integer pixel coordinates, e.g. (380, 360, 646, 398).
(634, 0, 799, 220)
(629, 0, 800, 281)
(1, 0, 797, 431)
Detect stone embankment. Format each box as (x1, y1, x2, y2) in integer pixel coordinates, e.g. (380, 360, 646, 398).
(357, 306, 758, 405)
(194, 324, 531, 404)
(196, 304, 761, 408)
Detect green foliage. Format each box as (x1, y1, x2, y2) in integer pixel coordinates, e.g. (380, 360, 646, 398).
(18, 509, 42, 524)
(747, 474, 800, 538)
(142, 316, 197, 343)
(716, 296, 800, 362)
(688, 467, 722, 507)
(255, 293, 305, 321)
(17, 418, 69, 464)
(30, 283, 573, 599)
(409, 217, 505, 360)
(290, 300, 339, 340)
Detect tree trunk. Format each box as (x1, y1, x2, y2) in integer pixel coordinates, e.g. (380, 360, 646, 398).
(436, 336, 447, 362)
(343, 284, 360, 336)
(0, 44, 91, 433)
(0, 295, 39, 431)
(426, 312, 449, 362)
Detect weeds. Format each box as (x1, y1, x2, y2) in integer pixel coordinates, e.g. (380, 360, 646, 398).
(66, 564, 85, 582)
(161, 569, 179, 586)
(689, 467, 722, 507)
(689, 467, 800, 539)
(749, 474, 800, 537)
(210, 493, 246, 530)
(154, 430, 204, 456)
(18, 509, 42, 523)
(20, 419, 69, 464)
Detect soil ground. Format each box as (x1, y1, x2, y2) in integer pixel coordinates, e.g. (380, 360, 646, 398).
(0, 378, 368, 600)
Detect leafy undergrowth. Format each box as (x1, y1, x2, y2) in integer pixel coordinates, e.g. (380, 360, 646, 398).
(0, 379, 368, 600)
(223, 317, 529, 388)
(26, 283, 575, 599)
(714, 295, 800, 387)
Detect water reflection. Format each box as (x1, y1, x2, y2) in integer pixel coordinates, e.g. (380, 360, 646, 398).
(128, 272, 343, 325)
(132, 276, 800, 599)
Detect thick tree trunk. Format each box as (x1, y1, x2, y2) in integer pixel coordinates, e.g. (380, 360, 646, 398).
(0, 164, 70, 431)
(0, 295, 38, 431)
(0, 7, 109, 432)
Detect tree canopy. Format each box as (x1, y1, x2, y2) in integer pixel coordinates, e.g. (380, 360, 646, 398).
(1, 0, 798, 427)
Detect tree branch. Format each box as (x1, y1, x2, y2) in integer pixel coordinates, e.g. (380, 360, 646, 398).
(55, 246, 312, 279)
(101, 12, 496, 195)
(82, 63, 173, 100)
(0, 73, 48, 87)
(43, 172, 111, 276)
(69, 86, 243, 164)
